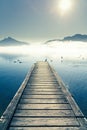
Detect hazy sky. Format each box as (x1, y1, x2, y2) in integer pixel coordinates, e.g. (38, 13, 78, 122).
(0, 0, 87, 43)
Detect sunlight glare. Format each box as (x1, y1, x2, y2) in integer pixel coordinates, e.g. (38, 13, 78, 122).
(58, 0, 72, 15)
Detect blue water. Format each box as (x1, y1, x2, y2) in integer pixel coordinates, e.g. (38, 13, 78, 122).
(52, 60, 87, 117)
(0, 53, 87, 118)
(0, 54, 32, 116)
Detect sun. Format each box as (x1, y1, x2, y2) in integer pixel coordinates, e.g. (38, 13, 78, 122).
(58, 0, 72, 15)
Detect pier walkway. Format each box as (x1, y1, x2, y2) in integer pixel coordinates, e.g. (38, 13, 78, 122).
(0, 61, 87, 130)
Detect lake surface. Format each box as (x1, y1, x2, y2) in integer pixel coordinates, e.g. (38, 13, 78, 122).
(52, 60, 87, 117)
(0, 51, 87, 118)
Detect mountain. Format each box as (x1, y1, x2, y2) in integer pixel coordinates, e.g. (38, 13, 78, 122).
(45, 34, 87, 44)
(63, 34, 87, 42)
(45, 39, 60, 44)
(0, 37, 29, 46)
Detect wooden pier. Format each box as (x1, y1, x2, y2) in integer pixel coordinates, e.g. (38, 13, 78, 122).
(0, 61, 87, 130)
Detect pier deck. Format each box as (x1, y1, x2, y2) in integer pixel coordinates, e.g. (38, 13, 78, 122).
(0, 61, 87, 130)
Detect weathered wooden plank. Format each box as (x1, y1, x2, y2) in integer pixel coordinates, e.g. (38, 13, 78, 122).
(24, 89, 61, 92)
(31, 74, 54, 76)
(27, 86, 60, 89)
(30, 82, 58, 84)
(29, 83, 59, 85)
(27, 84, 59, 86)
(23, 91, 63, 95)
(21, 94, 64, 99)
(24, 91, 62, 94)
(14, 109, 75, 117)
(29, 76, 57, 82)
(27, 87, 60, 90)
(24, 88, 61, 91)
(26, 87, 61, 89)
(17, 103, 71, 110)
(29, 78, 56, 80)
(19, 98, 68, 104)
(8, 127, 84, 130)
(27, 84, 60, 87)
(30, 77, 55, 79)
(10, 117, 79, 127)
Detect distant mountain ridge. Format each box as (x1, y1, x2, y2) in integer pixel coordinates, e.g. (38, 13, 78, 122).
(0, 37, 29, 46)
(63, 34, 87, 42)
(45, 34, 87, 44)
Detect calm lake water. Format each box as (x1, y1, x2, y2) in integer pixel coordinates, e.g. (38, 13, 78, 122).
(0, 52, 87, 118)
